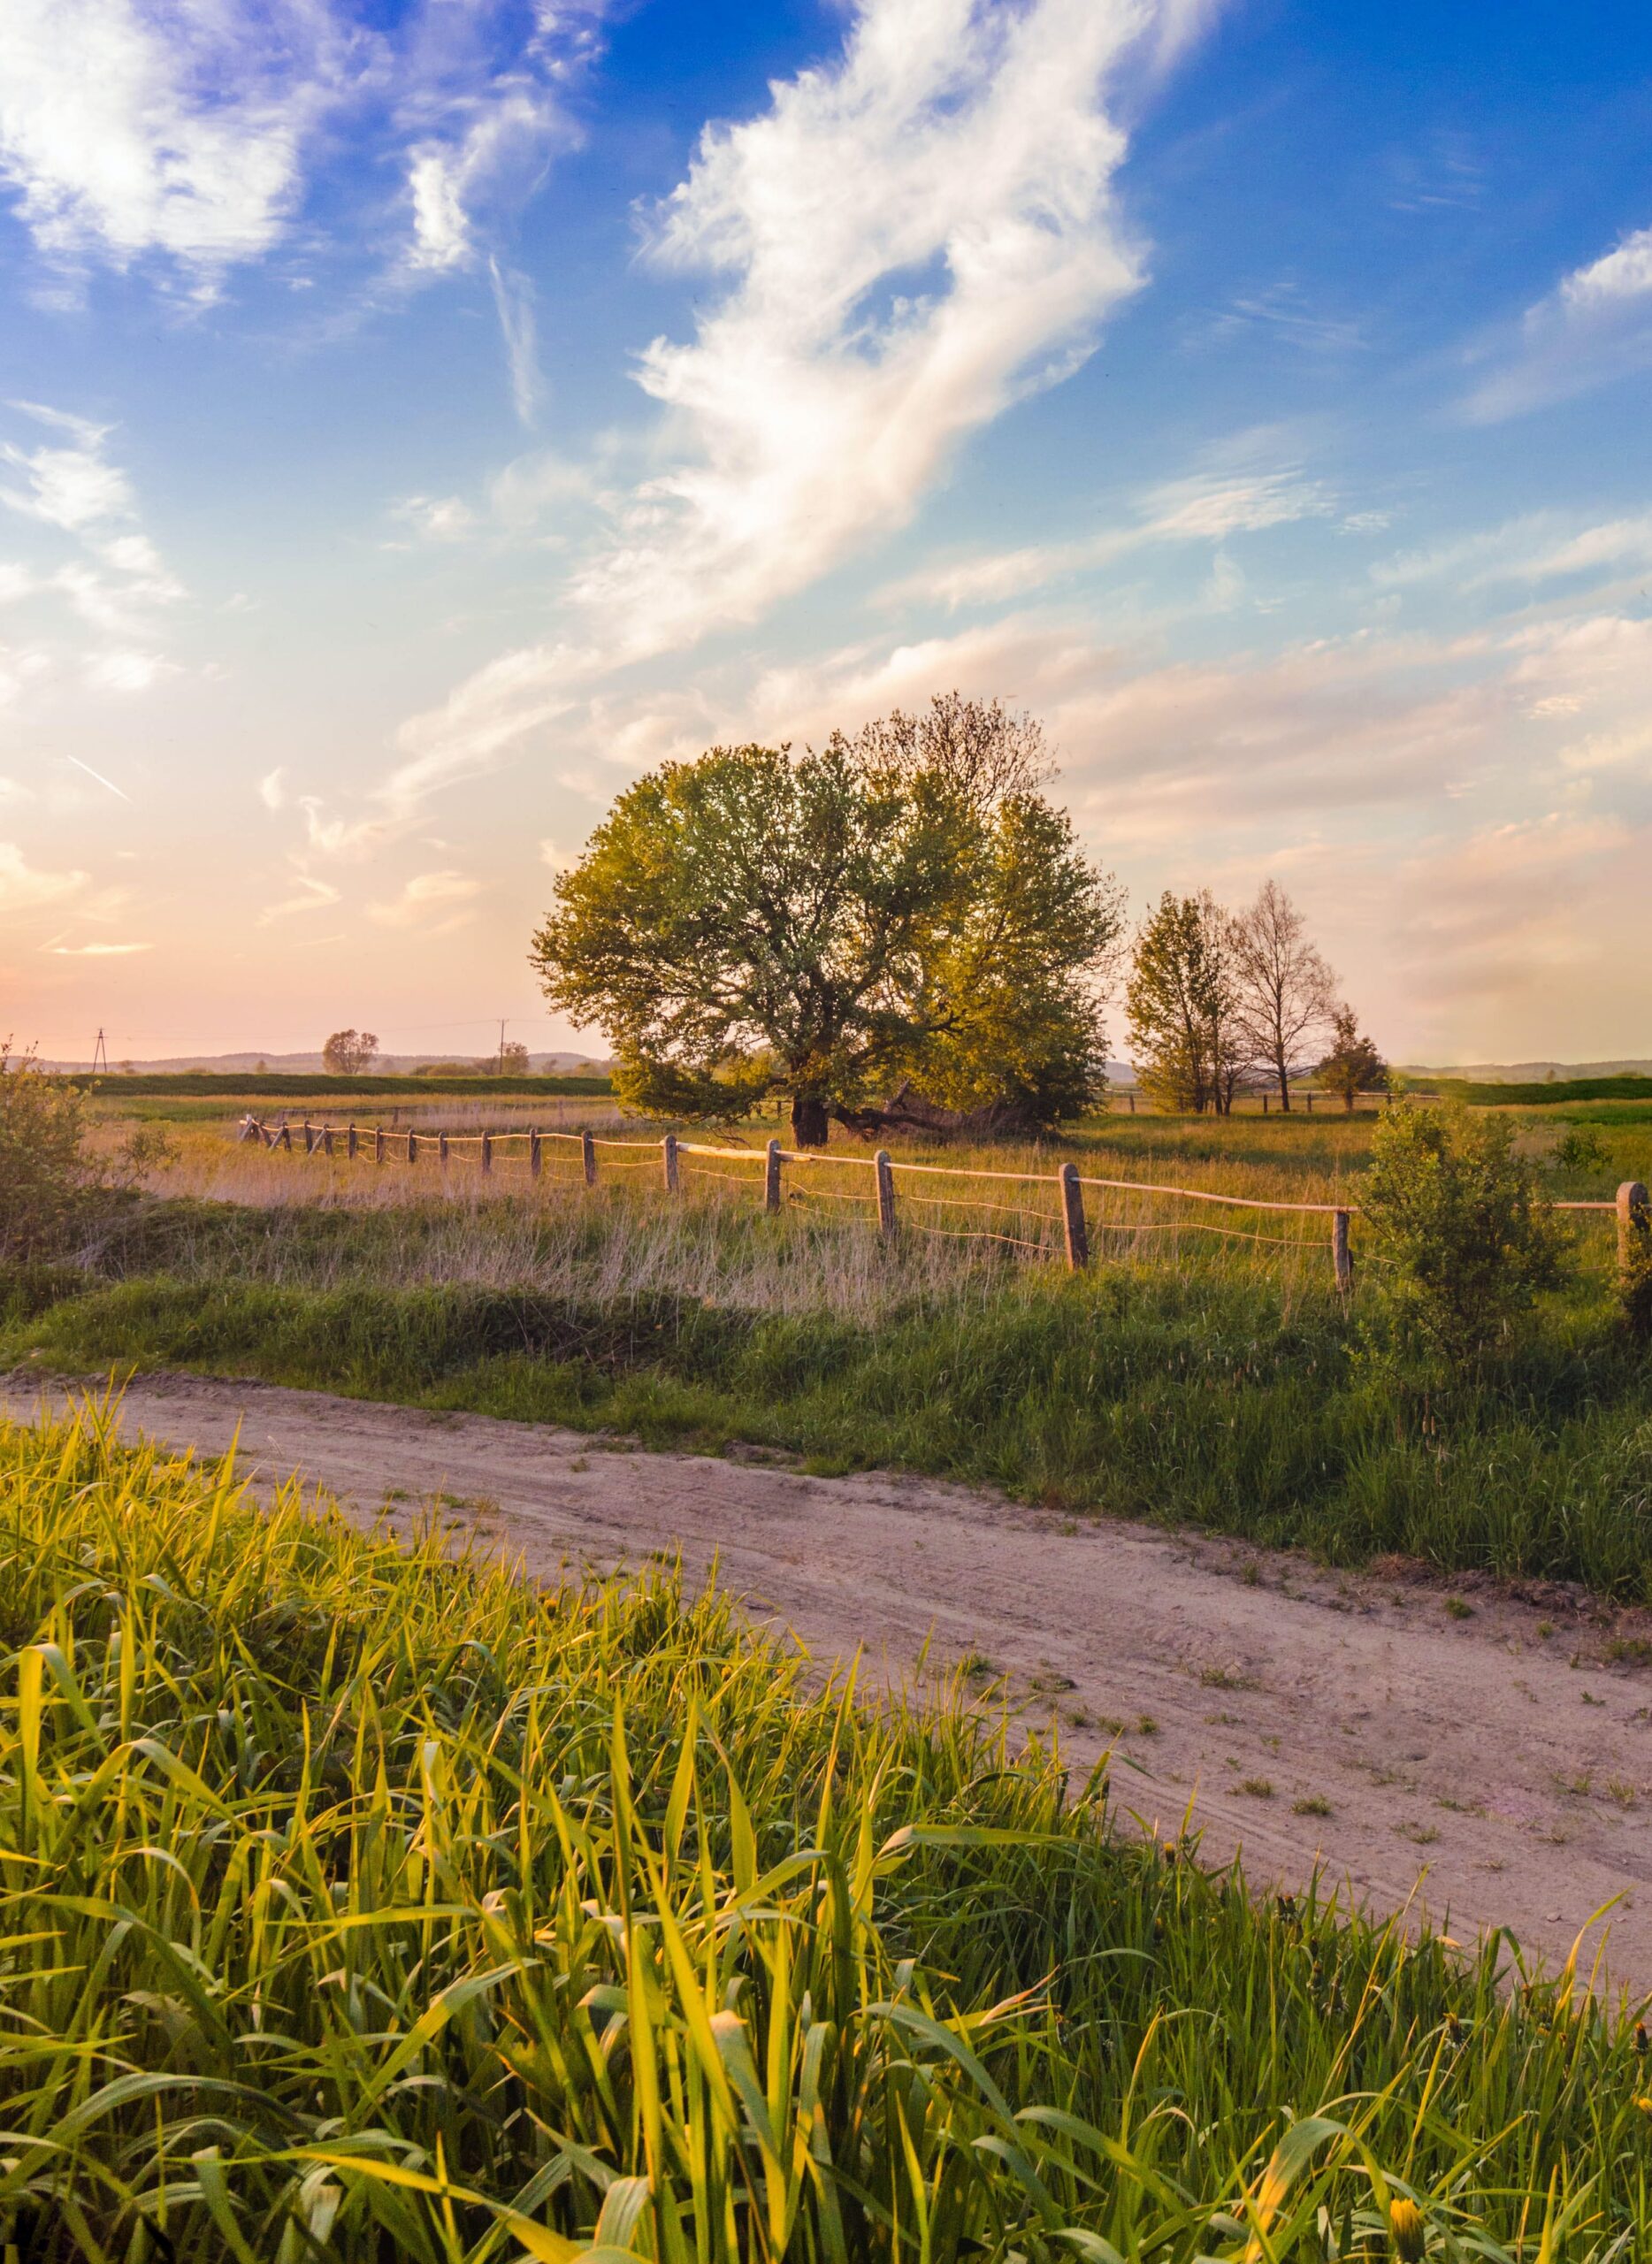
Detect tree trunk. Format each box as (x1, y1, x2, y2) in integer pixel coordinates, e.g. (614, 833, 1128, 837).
(1277, 1059, 1292, 1113)
(1343, 1088, 1355, 1114)
(791, 1091, 830, 1148)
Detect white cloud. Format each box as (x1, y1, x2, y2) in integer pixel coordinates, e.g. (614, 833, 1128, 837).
(257, 870, 341, 926)
(1373, 508, 1652, 596)
(390, 493, 478, 543)
(83, 647, 171, 692)
(403, 88, 574, 277)
(375, 0, 1207, 827)
(0, 840, 88, 912)
(1562, 225, 1652, 310)
(366, 867, 481, 930)
(42, 937, 152, 956)
(1466, 217, 1652, 420)
(0, 408, 133, 532)
(0, 0, 355, 288)
(0, 0, 612, 296)
(0, 402, 184, 685)
(881, 435, 1330, 609)
(488, 257, 544, 427)
(259, 767, 288, 810)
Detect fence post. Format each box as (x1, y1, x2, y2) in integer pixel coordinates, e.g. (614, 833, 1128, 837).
(278, 1122, 291, 1151)
(1128, 1092, 1136, 1114)
(1619, 1181, 1650, 1281)
(480, 1131, 492, 1175)
(375, 1126, 385, 1164)
(321, 1125, 333, 1157)
(1262, 1093, 1269, 1116)
(530, 1128, 541, 1179)
(348, 1122, 358, 1159)
(764, 1138, 782, 1214)
(1306, 1091, 1314, 1114)
(408, 1131, 417, 1165)
(302, 1119, 313, 1153)
(876, 1149, 896, 1240)
(1332, 1208, 1353, 1294)
(582, 1129, 597, 1186)
(663, 1133, 679, 1192)
(440, 1130, 449, 1168)
(238, 1116, 256, 1143)
(1059, 1161, 1090, 1271)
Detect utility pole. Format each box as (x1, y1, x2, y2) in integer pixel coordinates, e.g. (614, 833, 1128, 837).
(91, 1028, 109, 1075)
(497, 1018, 507, 1076)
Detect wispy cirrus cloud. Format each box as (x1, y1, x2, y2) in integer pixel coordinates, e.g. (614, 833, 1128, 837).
(0, 840, 88, 912)
(879, 430, 1332, 609)
(317, 0, 1219, 842)
(1465, 217, 1652, 421)
(367, 868, 480, 931)
(0, 400, 183, 685)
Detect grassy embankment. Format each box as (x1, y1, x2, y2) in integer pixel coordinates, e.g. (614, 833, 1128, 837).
(7, 1100, 1652, 1596)
(3, 1402, 1649, 2260)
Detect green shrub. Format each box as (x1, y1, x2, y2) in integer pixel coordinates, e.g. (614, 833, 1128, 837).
(1551, 1125, 1608, 1174)
(1359, 1103, 1568, 1375)
(0, 1044, 95, 1260)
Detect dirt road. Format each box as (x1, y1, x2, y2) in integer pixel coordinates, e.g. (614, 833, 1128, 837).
(7, 1369, 1652, 1993)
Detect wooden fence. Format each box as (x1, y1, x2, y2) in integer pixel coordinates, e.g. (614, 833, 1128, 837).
(239, 1116, 1648, 1295)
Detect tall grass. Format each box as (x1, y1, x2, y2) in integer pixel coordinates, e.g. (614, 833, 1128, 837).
(4, 1401, 1649, 2261)
(8, 1101, 1649, 1598)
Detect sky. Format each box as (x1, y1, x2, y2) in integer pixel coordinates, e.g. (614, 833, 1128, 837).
(2, 0, 1650, 1067)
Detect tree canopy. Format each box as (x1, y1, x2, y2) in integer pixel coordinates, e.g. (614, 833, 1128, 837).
(531, 697, 1122, 1144)
(322, 1029, 379, 1076)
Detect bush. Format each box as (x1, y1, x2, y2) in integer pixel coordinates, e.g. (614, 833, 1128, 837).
(0, 1044, 96, 1259)
(1359, 1102, 1568, 1374)
(1551, 1125, 1608, 1174)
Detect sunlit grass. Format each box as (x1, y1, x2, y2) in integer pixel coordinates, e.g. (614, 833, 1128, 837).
(4, 1398, 1650, 2260)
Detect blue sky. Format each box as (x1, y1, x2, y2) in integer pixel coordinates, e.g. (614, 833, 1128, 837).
(2, 0, 1650, 1063)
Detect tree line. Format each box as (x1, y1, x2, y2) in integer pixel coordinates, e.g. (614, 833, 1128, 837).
(1127, 883, 1384, 1117)
(532, 693, 1382, 1143)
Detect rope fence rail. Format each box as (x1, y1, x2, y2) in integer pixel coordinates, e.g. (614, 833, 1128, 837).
(237, 1115, 1648, 1295)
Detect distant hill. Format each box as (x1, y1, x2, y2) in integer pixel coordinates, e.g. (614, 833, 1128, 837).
(37, 1049, 610, 1076)
(1396, 1059, 1652, 1084)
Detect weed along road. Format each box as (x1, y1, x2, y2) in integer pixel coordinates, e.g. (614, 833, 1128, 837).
(8, 1368, 1652, 1992)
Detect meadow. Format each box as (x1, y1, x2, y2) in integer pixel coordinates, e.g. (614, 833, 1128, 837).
(6, 1092, 1652, 1596)
(4, 1399, 1651, 2263)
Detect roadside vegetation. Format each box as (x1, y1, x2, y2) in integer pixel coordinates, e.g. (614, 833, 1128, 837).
(5, 1401, 1652, 2262)
(6, 1093, 1652, 1598)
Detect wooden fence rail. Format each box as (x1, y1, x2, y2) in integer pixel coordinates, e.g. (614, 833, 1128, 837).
(238, 1117, 1641, 1296)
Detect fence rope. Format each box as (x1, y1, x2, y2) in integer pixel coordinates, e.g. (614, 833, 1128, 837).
(237, 1120, 1627, 1287)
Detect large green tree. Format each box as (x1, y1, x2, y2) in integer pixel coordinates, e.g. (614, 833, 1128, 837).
(530, 699, 1121, 1146)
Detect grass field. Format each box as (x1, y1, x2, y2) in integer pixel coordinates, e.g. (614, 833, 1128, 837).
(6, 1097, 1652, 1597)
(4, 1401, 1650, 2262)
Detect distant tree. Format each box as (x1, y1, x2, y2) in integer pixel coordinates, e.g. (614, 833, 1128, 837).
(322, 1029, 379, 1076)
(497, 1039, 531, 1075)
(254, 1059, 267, 1075)
(1228, 880, 1336, 1112)
(1127, 891, 1243, 1114)
(1318, 1007, 1387, 1113)
(532, 698, 1122, 1145)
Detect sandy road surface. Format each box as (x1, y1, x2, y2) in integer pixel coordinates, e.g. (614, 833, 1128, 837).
(7, 1369, 1652, 1993)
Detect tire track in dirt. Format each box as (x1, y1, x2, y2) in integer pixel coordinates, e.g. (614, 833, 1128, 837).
(7, 1368, 1652, 1992)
